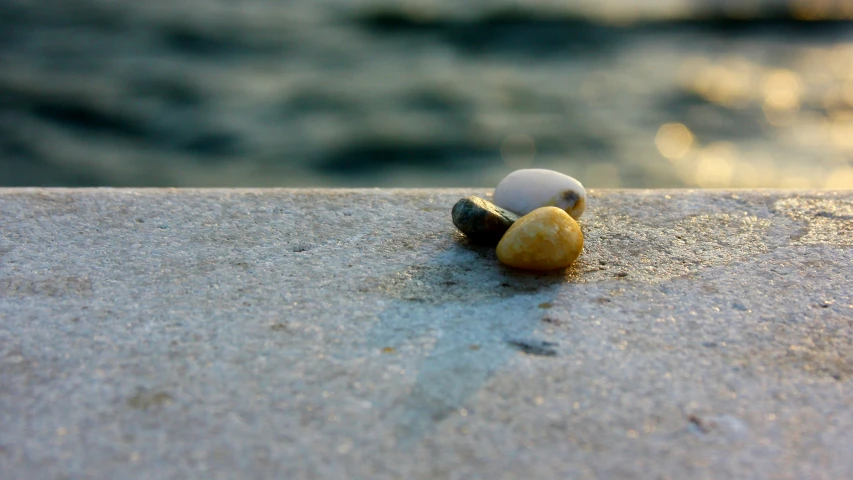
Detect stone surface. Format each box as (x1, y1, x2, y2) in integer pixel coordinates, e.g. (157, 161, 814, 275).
(493, 169, 586, 219)
(497, 207, 583, 270)
(1, 188, 852, 480)
(451, 196, 519, 245)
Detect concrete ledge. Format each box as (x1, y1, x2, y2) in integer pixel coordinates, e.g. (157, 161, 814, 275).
(1, 188, 852, 479)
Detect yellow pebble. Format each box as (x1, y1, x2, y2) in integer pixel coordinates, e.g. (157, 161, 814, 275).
(496, 206, 583, 270)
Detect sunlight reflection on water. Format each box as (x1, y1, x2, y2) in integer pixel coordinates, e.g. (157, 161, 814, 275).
(1, 0, 852, 187)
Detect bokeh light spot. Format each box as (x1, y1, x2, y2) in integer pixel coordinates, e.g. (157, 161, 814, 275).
(689, 58, 755, 107)
(694, 142, 737, 187)
(655, 123, 694, 161)
(763, 69, 801, 111)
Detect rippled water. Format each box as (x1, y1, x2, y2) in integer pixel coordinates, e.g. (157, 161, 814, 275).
(2, 0, 853, 187)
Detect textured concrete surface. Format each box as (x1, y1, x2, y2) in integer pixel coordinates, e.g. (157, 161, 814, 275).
(1, 188, 852, 479)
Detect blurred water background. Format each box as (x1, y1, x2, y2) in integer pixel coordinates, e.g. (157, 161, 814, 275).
(2, 0, 853, 188)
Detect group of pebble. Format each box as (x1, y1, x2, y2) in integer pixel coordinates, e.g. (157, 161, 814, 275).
(451, 169, 586, 271)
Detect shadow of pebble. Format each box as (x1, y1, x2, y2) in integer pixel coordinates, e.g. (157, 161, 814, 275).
(358, 233, 583, 448)
(358, 233, 581, 303)
(360, 258, 572, 303)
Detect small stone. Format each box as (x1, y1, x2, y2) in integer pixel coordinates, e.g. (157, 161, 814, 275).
(451, 196, 520, 245)
(496, 206, 583, 270)
(493, 169, 586, 219)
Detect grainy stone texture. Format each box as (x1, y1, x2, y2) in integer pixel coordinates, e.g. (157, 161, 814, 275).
(0, 188, 852, 480)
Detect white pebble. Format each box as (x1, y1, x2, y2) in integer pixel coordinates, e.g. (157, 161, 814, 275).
(493, 169, 586, 219)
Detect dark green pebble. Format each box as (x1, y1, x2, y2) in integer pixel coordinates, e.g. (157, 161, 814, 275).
(451, 196, 519, 245)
